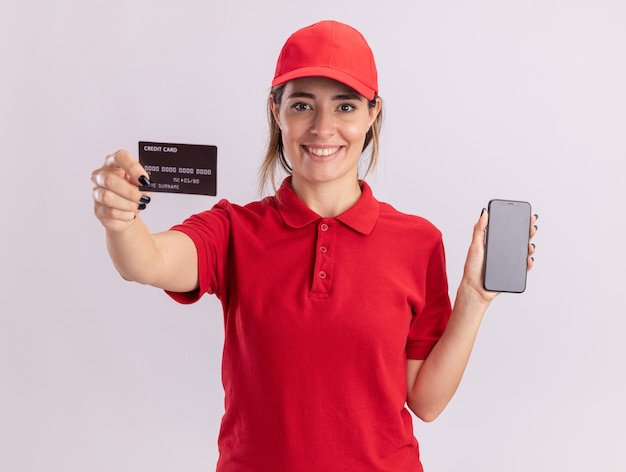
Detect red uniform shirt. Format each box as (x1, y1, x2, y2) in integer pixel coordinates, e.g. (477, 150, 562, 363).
(168, 178, 451, 471)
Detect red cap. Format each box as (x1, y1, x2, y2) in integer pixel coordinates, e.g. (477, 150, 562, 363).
(272, 20, 378, 100)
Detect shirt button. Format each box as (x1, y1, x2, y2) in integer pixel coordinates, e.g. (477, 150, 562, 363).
(320, 223, 329, 232)
(318, 271, 327, 279)
(319, 246, 328, 254)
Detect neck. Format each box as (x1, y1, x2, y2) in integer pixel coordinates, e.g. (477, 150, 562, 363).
(290, 175, 362, 217)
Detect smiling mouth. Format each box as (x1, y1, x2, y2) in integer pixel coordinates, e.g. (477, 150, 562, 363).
(304, 146, 341, 157)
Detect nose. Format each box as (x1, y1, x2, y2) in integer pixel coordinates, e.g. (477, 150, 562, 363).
(311, 108, 336, 138)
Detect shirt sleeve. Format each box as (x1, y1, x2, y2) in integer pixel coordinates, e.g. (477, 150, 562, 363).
(406, 237, 452, 359)
(165, 199, 232, 304)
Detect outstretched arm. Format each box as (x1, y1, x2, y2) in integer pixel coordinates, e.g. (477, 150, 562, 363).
(406, 210, 538, 422)
(91, 150, 198, 293)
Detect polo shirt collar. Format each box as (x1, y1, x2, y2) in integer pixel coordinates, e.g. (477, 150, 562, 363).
(275, 177, 380, 235)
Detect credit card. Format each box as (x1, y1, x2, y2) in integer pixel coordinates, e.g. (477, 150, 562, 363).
(138, 141, 217, 196)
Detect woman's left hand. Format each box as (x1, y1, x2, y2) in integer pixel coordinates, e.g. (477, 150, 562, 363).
(461, 209, 538, 304)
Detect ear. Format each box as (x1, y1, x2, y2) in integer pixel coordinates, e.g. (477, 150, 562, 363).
(269, 94, 281, 128)
(367, 97, 382, 127)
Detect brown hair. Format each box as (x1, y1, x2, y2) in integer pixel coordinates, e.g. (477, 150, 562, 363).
(258, 84, 384, 195)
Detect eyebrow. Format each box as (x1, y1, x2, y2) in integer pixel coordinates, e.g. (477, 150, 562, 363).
(287, 91, 364, 101)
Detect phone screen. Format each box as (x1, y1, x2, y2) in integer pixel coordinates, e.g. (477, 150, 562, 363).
(483, 199, 532, 293)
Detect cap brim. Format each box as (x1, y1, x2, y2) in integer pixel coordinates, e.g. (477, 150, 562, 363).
(272, 66, 376, 101)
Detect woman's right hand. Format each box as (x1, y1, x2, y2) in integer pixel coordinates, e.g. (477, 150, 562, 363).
(91, 150, 152, 232)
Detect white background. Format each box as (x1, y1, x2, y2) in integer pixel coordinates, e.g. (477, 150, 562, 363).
(1, 0, 625, 470)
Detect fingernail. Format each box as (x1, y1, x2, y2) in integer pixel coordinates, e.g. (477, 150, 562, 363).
(138, 175, 151, 186)
(480, 208, 486, 216)
(138, 203, 147, 211)
(531, 256, 535, 262)
(140, 195, 151, 204)
(534, 214, 539, 220)
(531, 243, 536, 249)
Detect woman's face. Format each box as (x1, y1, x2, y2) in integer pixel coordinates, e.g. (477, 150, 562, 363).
(271, 77, 380, 190)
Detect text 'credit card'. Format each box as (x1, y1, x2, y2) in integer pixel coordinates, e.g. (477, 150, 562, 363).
(138, 141, 217, 196)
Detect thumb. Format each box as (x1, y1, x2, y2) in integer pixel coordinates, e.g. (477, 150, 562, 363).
(105, 149, 150, 186)
(472, 208, 488, 249)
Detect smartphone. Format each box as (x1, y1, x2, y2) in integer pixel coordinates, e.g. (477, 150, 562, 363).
(483, 199, 532, 293)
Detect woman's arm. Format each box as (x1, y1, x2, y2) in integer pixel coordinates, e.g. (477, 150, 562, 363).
(91, 150, 199, 293)
(406, 210, 538, 422)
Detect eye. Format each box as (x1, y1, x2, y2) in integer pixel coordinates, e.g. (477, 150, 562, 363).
(291, 102, 311, 111)
(338, 103, 356, 112)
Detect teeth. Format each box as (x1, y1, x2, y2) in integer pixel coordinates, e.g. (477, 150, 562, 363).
(306, 146, 339, 157)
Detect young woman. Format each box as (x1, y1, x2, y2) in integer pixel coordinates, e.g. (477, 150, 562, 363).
(91, 20, 537, 472)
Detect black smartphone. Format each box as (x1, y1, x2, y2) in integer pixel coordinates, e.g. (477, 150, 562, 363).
(483, 199, 532, 293)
